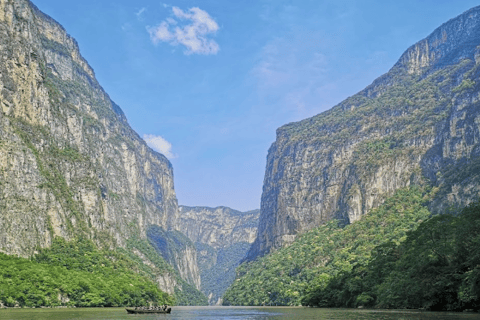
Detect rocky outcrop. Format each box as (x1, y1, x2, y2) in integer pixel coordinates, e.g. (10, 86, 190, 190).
(0, 0, 178, 254)
(247, 5, 480, 260)
(178, 206, 259, 249)
(147, 226, 202, 291)
(0, 0, 199, 299)
(177, 206, 259, 305)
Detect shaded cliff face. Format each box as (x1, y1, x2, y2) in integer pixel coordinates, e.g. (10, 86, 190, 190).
(177, 206, 259, 305)
(147, 226, 201, 291)
(0, 0, 178, 255)
(247, 6, 480, 260)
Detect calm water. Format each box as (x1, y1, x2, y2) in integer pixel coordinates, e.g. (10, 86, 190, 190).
(1, 306, 480, 320)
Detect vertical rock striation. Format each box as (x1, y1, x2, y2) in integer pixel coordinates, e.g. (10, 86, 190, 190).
(0, 0, 178, 258)
(177, 206, 259, 249)
(247, 5, 480, 260)
(147, 226, 202, 291)
(177, 206, 259, 305)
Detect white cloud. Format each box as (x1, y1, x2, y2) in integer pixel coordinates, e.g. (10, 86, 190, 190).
(143, 134, 176, 159)
(136, 7, 146, 20)
(148, 6, 219, 55)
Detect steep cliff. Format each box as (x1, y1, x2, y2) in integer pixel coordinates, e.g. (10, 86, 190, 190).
(0, 0, 206, 301)
(147, 226, 201, 291)
(177, 206, 259, 305)
(247, 5, 480, 260)
(178, 206, 258, 249)
(0, 0, 178, 254)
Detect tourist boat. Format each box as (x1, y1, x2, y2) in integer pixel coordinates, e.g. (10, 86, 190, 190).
(125, 307, 172, 314)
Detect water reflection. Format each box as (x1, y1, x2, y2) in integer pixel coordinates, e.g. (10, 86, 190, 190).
(1, 306, 480, 320)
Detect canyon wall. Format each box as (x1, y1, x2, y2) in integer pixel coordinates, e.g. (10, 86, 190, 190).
(0, 0, 205, 299)
(178, 206, 259, 304)
(247, 5, 480, 260)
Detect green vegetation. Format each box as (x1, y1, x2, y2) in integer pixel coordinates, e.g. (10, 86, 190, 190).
(200, 242, 252, 304)
(148, 226, 195, 263)
(224, 187, 480, 311)
(146, 226, 209, 306)
(223, 59, 480, 309)
(174, 281, 208, 306)
(452, 78, 475, 92)
(196, 242, 217, 271)
(125, 237, 208, 306)
(1, 43, 207, 307)
(223, 187, 432, 306)
(278, 60, 476, 163)
(121, 231, 208, 306)
(432, 157, 480, 211)
(123, 237, 172, 274)
(10, 117, 92, 234)
(40, 36, 71, 57)
(0, 237, 172, 308)
(352, 137, 406, 173)
(302, 200, 480, 311)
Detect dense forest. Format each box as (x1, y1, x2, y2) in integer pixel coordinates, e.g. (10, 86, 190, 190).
(223, 187, 432, 306)
(199, 242, 252, 303)
(302, 200, 480, 311)
(2, 190, 479, 310)
(223, 187, 480, 311)
(0, 237, 173, 308)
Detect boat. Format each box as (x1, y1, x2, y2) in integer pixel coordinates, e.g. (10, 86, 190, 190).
(125, 307, 172, 314)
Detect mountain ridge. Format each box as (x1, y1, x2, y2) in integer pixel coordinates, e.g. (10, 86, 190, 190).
(247, 4, 480, 260)
(0, 0, 178, 254)
(0, 0, 210, 304)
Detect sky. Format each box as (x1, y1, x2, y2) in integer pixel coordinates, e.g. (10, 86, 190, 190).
(33, 0, 480, 211)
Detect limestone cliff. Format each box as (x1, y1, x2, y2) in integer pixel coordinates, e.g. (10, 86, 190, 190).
(177, 206, 259, 305)
(178, 206, 258, 249)
(147, 226, 201, 291)
(247, 5, 480, 260)
(0, 0, 207, 299)
(0, 0, 179, 255)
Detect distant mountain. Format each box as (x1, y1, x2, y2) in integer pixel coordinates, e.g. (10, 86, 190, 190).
(177, 206, 259, 305)
(247, 5, 480, 260)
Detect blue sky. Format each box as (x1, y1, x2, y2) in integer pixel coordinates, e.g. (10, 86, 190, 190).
(33, 0, 480, 211)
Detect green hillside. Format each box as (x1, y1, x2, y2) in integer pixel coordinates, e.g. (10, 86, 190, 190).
(302, 200, 480, 311)
(0, 237, 172, 307)
(223, 187, 432, 306)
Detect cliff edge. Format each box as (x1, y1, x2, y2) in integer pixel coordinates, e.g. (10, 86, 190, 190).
(247, 5, 480, 260)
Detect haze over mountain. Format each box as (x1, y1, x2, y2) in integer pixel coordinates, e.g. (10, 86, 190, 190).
(178, 206, 259, 305)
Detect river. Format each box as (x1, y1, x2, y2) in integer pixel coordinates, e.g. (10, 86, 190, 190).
(1, 306, 480, 319)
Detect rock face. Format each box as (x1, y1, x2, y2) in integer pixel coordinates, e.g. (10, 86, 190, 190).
(0, 1, 213, 303)
(0, 0, 184, 279)
(247, 5, 480, 260)
(177, 206, 259, 305)
(148, 226, 202, 291)
(178, 206, 259, 249)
